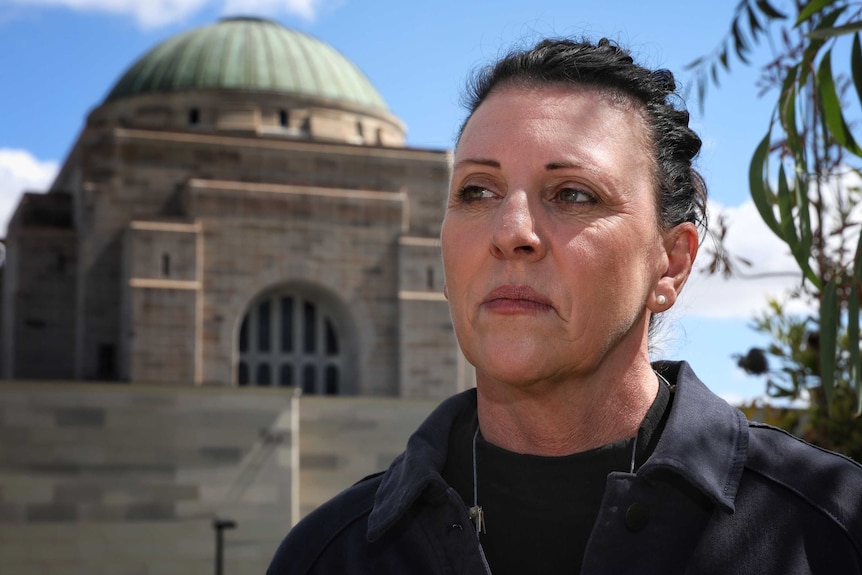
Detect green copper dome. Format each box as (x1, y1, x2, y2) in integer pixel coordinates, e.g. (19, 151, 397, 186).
(106, 17, 388, 110)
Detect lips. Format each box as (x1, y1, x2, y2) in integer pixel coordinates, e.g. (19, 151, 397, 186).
(481, 285, 555, 313)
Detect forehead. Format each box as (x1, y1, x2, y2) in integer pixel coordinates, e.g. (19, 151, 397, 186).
(455, 83, 655, 182)
(460, 82, 649, 142)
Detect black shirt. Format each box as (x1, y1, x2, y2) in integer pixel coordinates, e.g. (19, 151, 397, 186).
(441, 379, 672, 575)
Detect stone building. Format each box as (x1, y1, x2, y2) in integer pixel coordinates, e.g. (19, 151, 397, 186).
(1, 17, 466, 399)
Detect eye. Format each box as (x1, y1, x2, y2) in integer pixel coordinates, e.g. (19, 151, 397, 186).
(557, 186, 595, 204)
(456, 185, 496, 202)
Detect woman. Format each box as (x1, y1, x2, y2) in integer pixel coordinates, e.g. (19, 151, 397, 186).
(268, 38, 862, 574)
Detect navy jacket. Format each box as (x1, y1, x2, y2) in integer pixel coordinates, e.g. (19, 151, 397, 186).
(268, 361, 862, 574)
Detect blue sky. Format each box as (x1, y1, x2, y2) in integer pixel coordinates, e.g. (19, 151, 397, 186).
(0, 0, 805, 402)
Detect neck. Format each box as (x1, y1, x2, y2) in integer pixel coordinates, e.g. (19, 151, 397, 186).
(476, 354, 658, 456)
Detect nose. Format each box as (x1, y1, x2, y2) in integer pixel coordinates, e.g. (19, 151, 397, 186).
(490, 191, 545, 260)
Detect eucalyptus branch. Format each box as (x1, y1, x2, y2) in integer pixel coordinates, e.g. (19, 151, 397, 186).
(693, 0, 862, 417)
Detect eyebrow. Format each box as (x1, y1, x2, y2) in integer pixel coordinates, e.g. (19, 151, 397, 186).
(454, 158, 591, 172)
(452, 158, 501, 170)
(545, 160, 587, 171)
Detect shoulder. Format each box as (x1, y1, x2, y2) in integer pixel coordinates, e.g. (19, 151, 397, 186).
(744, 421, 862, 551)
(267, 472, 383, 575)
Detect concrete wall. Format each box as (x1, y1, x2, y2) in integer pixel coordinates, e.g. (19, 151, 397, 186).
(0, 382, 438, 575)
(297, 396, 438, 517)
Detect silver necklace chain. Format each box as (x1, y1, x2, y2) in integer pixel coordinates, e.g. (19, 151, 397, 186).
(468, 425, 486, 534)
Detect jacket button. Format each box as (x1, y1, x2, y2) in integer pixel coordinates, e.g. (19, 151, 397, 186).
(624, 502, 649, 532)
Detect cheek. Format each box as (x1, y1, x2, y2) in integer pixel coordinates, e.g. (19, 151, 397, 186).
(440, 232, 457, 283)
(441, 217, 479, 279)
(563, 226, 657, 292)
(441, 233, 466, 310)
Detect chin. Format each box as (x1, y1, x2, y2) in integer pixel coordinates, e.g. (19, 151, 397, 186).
(470, 343, 564, 388)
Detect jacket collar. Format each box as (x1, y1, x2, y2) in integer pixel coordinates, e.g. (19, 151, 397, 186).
(648, 361, 748, 512)
(366, 390, 476, 541)
(367, 361, 748, 541)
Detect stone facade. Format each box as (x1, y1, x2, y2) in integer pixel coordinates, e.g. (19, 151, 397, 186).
(0, 381, 438, 575)
(2, 41, 464, 399)
(1, 193, 77, 380)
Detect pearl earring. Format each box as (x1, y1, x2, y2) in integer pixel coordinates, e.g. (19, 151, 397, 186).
(656, 294, 667, 306)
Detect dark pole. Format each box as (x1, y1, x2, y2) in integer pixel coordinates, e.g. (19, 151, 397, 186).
(213, 518, 237, 575)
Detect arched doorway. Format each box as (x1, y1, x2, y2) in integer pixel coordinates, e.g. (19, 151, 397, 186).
(236, 287, 347, 394)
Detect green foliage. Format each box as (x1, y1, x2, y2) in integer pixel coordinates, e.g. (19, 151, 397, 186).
(692, 0, 862, 419)
(746, 300, 819, 400)
(741, 297, 862, 457)
(806, 384, 862, 459)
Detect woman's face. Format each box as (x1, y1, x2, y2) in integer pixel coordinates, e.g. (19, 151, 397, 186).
(442, 84, 689, 388)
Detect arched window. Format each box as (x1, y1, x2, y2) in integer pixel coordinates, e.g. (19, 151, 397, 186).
(237, 291, 344, 394)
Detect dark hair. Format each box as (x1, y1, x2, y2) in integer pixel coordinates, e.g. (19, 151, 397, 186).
(459, 37, 707, 233)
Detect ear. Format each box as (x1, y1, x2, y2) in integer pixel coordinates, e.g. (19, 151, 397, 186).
(443, 282, 449, 300)
(648, 222, 698, 313)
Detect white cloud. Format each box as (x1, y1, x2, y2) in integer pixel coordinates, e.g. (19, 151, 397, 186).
(11, 0, 328, 27)
(677, 198, 805, 319)
(12, 0, 209, 28)
(0, 149, 59, 237)
(221, 0, 324, 21)
(680, 167, 862, 320)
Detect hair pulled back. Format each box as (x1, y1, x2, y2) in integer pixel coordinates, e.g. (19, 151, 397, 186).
(459, 37, 707, 233)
